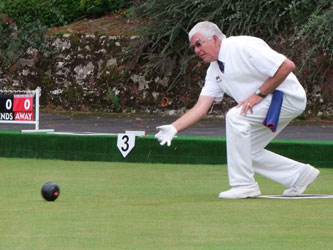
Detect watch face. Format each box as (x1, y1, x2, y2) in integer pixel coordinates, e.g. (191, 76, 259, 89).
(256, 90, 266, 97)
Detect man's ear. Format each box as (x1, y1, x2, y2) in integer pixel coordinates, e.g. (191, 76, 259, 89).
(213, 35, 221, 46)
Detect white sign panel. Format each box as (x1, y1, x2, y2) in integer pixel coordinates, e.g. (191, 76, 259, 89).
(125, 130, 145, 136)
(117, 133, 136, 158)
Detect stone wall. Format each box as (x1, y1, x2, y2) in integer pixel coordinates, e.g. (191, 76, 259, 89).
(0, 33, 332, 119)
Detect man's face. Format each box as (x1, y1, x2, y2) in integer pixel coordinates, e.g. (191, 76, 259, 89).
(190, 33, 221, 63)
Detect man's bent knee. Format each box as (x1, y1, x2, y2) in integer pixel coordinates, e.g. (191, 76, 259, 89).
(226, 107, 241, 123)
(226, 107, 251, 134)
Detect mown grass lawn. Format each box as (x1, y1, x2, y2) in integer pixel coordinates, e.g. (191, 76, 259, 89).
(0, 158, 332, 250)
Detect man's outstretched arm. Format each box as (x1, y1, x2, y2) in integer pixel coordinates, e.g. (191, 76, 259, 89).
(172, 95, 216, 132)
(155, 96, 215, 146)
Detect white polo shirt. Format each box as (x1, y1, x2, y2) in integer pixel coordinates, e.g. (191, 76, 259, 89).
(200, 36, 306, 109)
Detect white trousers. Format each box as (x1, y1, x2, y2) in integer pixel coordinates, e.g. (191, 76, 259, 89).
(226, 94, 307, 188)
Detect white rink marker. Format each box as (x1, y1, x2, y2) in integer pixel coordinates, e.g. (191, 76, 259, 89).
(258, 194, 333, 199)
(117, 133, 136, 158)
(117, 131, 145, 158)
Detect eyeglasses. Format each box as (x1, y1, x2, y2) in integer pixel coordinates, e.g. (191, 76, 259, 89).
(190, 39, 207, 49)
(190, 37, 214, 49)
(194, 39, 207, 48)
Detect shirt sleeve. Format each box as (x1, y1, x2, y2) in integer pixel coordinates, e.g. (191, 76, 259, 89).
(200, 64, 224, 102)
(200, 81, 224, 102)
(246, 38, 286, 77)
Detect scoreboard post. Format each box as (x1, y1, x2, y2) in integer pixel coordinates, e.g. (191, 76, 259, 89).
(0, 87, 54, 133)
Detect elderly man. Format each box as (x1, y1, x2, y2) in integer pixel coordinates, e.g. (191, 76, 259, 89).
(155, 21, 320, 199)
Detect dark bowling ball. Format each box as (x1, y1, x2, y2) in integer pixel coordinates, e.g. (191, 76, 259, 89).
(41, 182, 60, 201)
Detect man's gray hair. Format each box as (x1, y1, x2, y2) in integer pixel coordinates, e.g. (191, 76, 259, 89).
(188, 21, 226, 42)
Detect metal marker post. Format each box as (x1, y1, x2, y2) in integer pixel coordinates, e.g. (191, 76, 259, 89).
(21, 87, 54, 133)
(35, 87, 40, 131)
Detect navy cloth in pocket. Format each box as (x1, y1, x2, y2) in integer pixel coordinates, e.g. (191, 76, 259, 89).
(263, 90, 284, 132)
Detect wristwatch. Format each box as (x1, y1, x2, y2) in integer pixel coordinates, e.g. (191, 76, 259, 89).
(255, 89, 267, 98)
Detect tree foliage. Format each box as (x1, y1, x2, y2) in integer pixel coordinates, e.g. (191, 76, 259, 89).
(0, 19, 49, 69)
(131, 0, 332, 91)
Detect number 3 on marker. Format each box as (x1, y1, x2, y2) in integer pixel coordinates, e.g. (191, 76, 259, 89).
(121, 135, 129, 151)
(117, 133, 135, 158)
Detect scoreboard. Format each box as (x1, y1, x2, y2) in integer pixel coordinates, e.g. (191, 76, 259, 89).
(0, 94, 34, 121)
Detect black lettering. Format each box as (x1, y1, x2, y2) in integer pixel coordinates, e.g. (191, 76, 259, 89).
(121, 135, 129, 151)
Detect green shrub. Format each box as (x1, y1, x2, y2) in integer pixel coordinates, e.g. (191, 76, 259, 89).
(294, 3, 332, 60)
(0, 2, 4, 13)
(80, 0, 126, 18)
(50, 0, 83, 25)
(290, 2, 332, 93)
(2, 0, 127, 27)
(3, 0, 66, 27)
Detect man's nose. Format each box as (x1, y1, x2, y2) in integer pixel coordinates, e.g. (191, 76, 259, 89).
(194, 46, 201, 54)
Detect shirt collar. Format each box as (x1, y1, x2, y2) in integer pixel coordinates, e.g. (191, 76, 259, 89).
(217, 39, 226, 62)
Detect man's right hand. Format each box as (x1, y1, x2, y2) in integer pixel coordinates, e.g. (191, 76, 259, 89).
(155, 125, 178, 146)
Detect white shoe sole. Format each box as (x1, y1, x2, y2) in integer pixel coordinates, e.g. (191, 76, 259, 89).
(218, 188, 261, 199)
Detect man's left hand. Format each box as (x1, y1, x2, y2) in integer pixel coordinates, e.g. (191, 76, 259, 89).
(237, 94, 263, 116)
